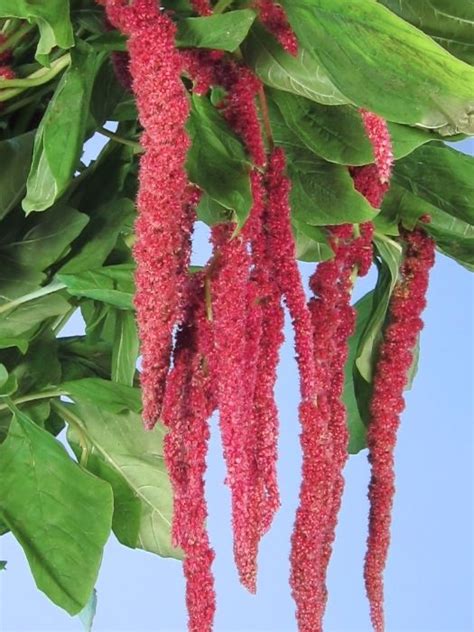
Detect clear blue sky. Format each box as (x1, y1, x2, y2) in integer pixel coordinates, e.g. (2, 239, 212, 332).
(0, 137, 472, 632)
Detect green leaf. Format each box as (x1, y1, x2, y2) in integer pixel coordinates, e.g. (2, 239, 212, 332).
(0, 0, 74, 64)
(78, 589, 97, 632)
(355, 235, 403, 382)
(269, 103, 375, 224)
(23, 46, 102, 213)
(176, 10, 256, 52)
(112, 311, 139, 386)
(63, 378, 141, 414)
(186, 95, 252, 225)
(292, 220, 333, 262)
(90, 59, 128, 128)
(242, 25, 348, 105)
(58, 337, 112, 381)
(393, 144, 474, 225)
(196, 194, 231, 226)
(0, 560, 6, 570)
(58, 264, 134, 309)
(268, 89, 444, 165)
(281, 0, 474, 135)
(381, 184, 474, 271)
(1, 204, 89, 271)
(0, 372, 18, 397)
(62, 402, 179, 559)
(0, 407, 113, 614)
(0, 295, 70, 350)
(379, 0, 474, 65)
(0, 132, 35, 221)
(59, 198, 135, 274)
(344, 290, 376, 454)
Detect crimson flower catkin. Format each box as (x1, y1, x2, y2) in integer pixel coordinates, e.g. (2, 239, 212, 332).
(102, 0, 192, 427)
(256, 0, 298, 55)
(364, 224, 435, 632)
(162, 272, 216, 632)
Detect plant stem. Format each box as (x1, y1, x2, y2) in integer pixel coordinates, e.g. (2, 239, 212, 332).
(97, 127, 143, 152)
(0, 83, 54, 115)
(0, 389, 65, 412)
(51, 401, 91, 467)
(0, 22, 34, 55)
(0, 54, 70, 102)
(0, 280, 67, 315)
(214, 0, 234, 13)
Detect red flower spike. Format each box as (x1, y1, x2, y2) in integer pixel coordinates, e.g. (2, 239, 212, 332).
(365, 226, 435, 632)
(266, 148, 316, 400)
(0, 65, 14, 80)
(210, 223, 258, 592)
(102, 0, 193, 427)
(359, 110, 393, 184)
(256, 0, 298, 55)
(190, 0, 212, 16)
(162, 273, 216, 632)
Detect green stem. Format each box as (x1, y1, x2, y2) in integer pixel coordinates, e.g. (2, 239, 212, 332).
(0, 389, 65, 412)
(0, 280, 67, 315)
(51, 401, 91, 467)
(97, 127, 143, 152)
(0, 22, 34, 55)
(0, 54, 70, 102)
(213, 0, 234, 13)
(0, 83, 54, 115)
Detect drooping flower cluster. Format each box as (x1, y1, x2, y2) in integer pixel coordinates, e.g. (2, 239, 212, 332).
(102, 0, 193, 427)
(364, 224, 435, 632)
(255, 0, 298, 55)
(98, 3, 438, 630)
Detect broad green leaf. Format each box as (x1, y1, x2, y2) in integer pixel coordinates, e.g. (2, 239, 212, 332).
(186, 95, 252, 225)
(196, 194, 231, 226)
(281, 0, 474, 135)
(355, 235, 403, 382)
(343, 290, 376, 454)
(242, 25, 348, 105)
(11, 330, 62, 393)
(0, 364, 7, 386)
(1, 204, 89, 271)
(269, 89, 444, 165)
(112, 311, 139, 386)
(269, 103, 375, 224)
(0, 372, 18, 397)
(380, 0, 474, 65)
(90, 59, 128, 128)
(58, 264, 134, 309)
(0, 132, 35, 221)
(0, 407, 113, 614)
(0, 250, 45, 302)
(62, 402, 179, 559)
(393, 143, 474, 225)
(23, 46, 102, 213)
(292, 220, 333, 262)
(381, 184, 474, 271)
(0, 295, 70, 349)
(63, 378, 141, 413)
(0, 1, 74, 64)
(176, 10, 256, 52)
(0, 561, 6, 570)
(58, 336, 112, 381)
(78, 589, 97, 632)
(59, 198, 135, 274)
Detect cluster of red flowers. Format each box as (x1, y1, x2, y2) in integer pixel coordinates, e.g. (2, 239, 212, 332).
(365, 224, 435, 632)
(255, 0, 299, 55)
(100, 2, 435, 630)
(0, 34, 15, 82)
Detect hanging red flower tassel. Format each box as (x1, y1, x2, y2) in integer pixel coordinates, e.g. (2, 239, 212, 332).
(364, 224, 435, 632)
(162, 272, 217, 632)
(255, 0, 298, 55)
(102, 0, 193, 427)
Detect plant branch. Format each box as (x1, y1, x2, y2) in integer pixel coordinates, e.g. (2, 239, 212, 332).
(0, 54, 70, 102)
(97, 127, 144, 152)
(0, 281, 67, 315)
(0, 389, 65, 412)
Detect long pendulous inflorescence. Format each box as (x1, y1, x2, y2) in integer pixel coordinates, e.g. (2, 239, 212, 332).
(97, 2, 439, 630)
(364, 224, 435, 632)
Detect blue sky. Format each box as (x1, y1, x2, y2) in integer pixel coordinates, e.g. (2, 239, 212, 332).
(0, 138, 472, 632)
